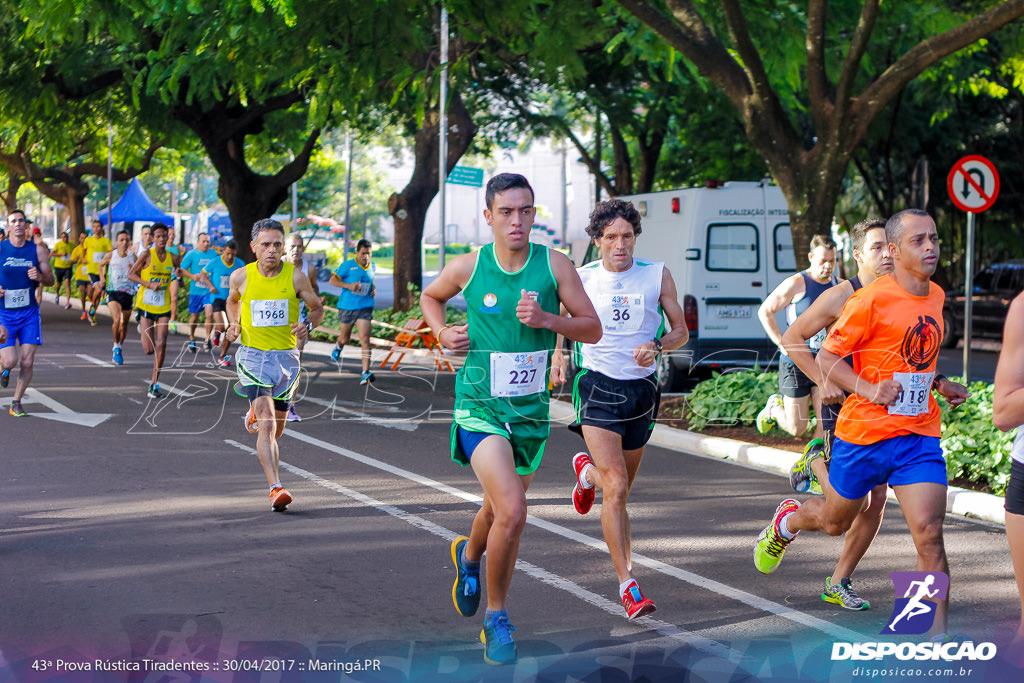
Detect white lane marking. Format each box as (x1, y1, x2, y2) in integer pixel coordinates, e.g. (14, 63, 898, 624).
(299, 395, 418, 432)
(76, 353, 114, 368)
(271, 430, 863, 641)
(20, 388, 113, 427)
(222, 438, 739, 660)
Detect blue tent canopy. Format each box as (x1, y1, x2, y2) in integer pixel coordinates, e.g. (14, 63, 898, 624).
(97, 178, 173, 226)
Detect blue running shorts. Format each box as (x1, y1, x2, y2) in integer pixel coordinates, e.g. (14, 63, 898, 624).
(0, 311, 42, 349)
(187, 294, 209, 314)
(829, 433, 947, 501)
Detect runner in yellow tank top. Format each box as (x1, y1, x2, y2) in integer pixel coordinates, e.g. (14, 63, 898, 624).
(127, 223, 183, 399)
(224, 219, 323, 512)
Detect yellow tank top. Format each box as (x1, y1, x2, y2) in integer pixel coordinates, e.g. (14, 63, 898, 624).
(240, 261, 299, 351)
(135, 248, 173, 315)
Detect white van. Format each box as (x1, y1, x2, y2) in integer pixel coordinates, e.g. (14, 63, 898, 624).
(595, 180, 796, 390)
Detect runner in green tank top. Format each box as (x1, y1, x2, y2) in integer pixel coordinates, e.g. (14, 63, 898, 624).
(421, 173, 601, 666)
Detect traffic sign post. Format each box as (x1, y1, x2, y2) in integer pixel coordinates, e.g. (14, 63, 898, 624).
(947, 155, 1000, 383)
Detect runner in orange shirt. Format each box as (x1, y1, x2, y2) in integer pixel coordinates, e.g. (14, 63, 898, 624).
(753, 209, 969, 638)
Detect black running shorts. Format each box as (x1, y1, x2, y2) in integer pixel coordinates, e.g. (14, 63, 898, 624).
(1006, 459, 1024, 516)
(779, 356, 814, 399)
(570, 368, 660, 451)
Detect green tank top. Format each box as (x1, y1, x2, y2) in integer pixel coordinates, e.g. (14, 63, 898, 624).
(240, 261, 300, 351)
(455, 242, 559, 426)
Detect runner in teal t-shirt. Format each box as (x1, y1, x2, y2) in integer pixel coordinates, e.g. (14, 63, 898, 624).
(178, 233, 218, 352)
(420, 173, 601, 666)
(199, 240, 244, 364)
(328, 239, 378, 384)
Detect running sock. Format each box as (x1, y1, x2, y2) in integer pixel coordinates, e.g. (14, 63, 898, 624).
(270, 482, 282, 490)
(579, 462, 595, 489)
(778, 513, 796, 540)
(113, 343, 122, 350)
(618, 579, 636, 600)
(460, 544, 480, 572)
(484, 609, 507, 625)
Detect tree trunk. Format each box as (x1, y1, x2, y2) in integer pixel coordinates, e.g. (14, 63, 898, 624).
(174, 97, 318, 262)
(2, 170, 25, 214)
(33, 180, 89, 239)
(388, 93, 477, 311)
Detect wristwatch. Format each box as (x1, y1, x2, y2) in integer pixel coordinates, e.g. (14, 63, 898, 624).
(304, 321, 314, 333)
(653, 337, 663, 352)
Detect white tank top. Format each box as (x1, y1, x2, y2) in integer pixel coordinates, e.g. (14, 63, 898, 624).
(107, 251, 136, 293)
(577, 258, 664, 380)
(1012, 429, 1024, 465)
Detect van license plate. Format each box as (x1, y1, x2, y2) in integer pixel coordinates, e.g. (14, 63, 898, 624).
(716, 306, 751, 319)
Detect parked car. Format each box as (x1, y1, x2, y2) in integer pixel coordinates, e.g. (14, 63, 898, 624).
(942, 260, 1024, 347)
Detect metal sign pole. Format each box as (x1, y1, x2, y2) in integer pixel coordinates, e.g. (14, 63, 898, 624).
(438, 8, 449, 270)
(963, 211, 975, 383)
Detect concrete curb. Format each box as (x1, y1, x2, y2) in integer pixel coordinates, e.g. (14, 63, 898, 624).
(548, 400, 1007, 527)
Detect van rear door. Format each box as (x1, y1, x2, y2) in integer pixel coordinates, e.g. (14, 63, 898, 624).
(696, 185, 772, 367)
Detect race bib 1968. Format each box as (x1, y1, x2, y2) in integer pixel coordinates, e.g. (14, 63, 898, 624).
(3, 288, 30, 308)
(887, 371, 934, 417)
(490, 350, 549, 398)
(250, 299, 289, 328)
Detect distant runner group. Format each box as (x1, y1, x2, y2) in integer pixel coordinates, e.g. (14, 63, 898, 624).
(2, 172, 1024, 667)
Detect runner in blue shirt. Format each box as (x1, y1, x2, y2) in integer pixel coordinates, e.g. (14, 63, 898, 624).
(0, 209, 55, 417)
(329, 239, 377, 384)
(200, 240, 244, 366)
(178, 233, 218, 352)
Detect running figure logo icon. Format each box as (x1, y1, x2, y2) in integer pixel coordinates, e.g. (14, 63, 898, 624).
(901, 315, 941, 371)
(881, 571, 949, 634)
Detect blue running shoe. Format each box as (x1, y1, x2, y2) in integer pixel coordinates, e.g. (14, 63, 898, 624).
(331, 346, 341, 362)
(112, 347, 124, 366)
(1, 368, 9, 388)
(480, 612, 517, 665)
(451, 536, 480, 617)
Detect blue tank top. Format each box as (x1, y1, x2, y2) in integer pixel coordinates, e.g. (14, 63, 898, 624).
(786, 271, 836, 322)
(0, 239, 40, 315)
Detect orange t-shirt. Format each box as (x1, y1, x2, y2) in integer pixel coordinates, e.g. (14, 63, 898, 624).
(820, 275, 945, 445)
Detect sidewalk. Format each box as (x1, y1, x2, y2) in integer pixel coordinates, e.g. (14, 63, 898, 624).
(74, 293, 1006, 528)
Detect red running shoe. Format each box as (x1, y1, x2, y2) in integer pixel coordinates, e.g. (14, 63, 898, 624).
(621, 579, 656, 620)
(571, 452, 596, 515)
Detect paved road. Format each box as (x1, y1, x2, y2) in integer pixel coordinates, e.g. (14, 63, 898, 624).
(1, 302, 1021, 683)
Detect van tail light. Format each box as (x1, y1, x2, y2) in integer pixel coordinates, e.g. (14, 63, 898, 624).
(683, 294, 698, 333)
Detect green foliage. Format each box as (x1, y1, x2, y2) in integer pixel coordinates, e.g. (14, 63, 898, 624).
(685, 371, 1016, 496)
(940, 377, 1016, 495)
(685, 368, 781, 431)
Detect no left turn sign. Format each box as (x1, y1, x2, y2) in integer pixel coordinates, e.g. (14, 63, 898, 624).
(948, 155, 999, 213)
